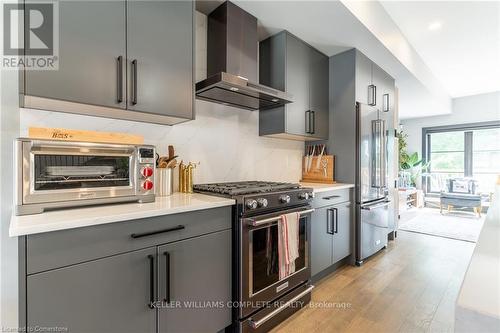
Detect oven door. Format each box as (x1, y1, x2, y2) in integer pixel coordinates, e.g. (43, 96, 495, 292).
(240, 206, 312, 319)
(22, 140, 137, 204)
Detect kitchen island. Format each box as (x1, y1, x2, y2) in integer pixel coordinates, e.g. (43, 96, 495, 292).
(455, 183, 500, 332)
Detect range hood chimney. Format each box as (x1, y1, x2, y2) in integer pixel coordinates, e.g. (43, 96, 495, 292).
(195, 1, 293, 110)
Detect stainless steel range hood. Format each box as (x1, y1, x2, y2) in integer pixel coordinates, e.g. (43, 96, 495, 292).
(195, 1, 293, 110)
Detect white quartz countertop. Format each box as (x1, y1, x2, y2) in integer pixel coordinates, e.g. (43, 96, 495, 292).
(10, 193, 235, 237)
(300, 182, 354, 193)
(455, 184, 500, 332)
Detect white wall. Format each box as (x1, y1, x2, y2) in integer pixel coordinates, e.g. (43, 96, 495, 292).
(401, 91, 500, 157)
(0, 55, 20, 330)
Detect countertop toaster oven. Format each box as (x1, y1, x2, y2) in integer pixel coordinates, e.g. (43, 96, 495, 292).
(15, 138, 155, 215)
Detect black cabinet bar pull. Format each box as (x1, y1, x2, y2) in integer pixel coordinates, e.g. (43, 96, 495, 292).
(323, 195, 340, 200)
(131, 225, 185, 239)
(326, 208, 334, 235)
(305, 111, 310, 134)
(131, 59, 138, 105)
(148, 255, 155, 309)
(368, 84, 376, 106)
(311, 111, 315, 134)
(334, 208, 339, 234)
(164, 251, 171, 303)
(116, 56, 123, 103)
(383, 93, 389, 112)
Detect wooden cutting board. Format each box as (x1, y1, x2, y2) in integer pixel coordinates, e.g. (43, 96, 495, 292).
(28, 127, 144, 145)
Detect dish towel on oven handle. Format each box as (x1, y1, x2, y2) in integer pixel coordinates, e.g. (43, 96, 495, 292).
(278, 212, 300, 279)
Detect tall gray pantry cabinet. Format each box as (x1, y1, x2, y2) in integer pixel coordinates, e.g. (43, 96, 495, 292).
(19, 207, 232, 333)
(21, 0, 194, 125)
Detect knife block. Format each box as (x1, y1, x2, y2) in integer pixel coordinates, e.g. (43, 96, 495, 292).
(301, 155, 336, 184)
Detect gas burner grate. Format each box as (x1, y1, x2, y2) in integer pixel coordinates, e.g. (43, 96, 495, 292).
(193, 181, 300, 196)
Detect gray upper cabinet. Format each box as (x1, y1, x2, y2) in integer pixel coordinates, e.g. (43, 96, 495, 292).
(127, 0, 193, 119)
(355, 51, 373, 106)
(284, 34, 310, 136)
(22, 0, 194, 125)
(158, 230, 232, 333)
(24, 0, 127, 109)
(259, 31, 328, 141)
(355, 50, 395, 111)
(309, 48, 329, 140)
(27, 247, 157, 333)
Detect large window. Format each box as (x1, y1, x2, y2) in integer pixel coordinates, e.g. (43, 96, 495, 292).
(423, 122, 500, 194)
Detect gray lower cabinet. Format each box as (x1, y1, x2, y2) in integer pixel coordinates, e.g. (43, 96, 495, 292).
(332, 202, 352, 263)
(24, 0, 127, 109)
(311, 206, 333, 276)
(259, 31, 328, 141)
(27, 247, 157, 333)
(158, 230, 231, 333)
(311, 199, 353, 277)
(22, 208, 232, 333)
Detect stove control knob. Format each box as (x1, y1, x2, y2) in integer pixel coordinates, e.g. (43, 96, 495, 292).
(141, 166, 154, 178)
(246, 199, 258, 210)
(142, 179, 154, 191)
(257, 198, 268, 208)
(279, 195, 291, 204)
(299, 192, 310, 200)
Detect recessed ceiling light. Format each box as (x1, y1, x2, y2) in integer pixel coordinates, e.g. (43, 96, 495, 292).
(428, 21, 442, 31)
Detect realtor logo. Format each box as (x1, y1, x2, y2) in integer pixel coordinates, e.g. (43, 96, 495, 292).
(1, 1, 58, 69)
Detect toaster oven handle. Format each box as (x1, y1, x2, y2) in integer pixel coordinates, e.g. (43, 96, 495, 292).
(248, 285, 314, 329)
(131, 225, 185, 239)
(248, 209, 314, 227)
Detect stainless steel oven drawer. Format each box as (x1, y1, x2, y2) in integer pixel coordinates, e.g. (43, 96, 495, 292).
(26, 207, 231, 274)
(241, 283, 313, 333)
(312, 188, 351, 208)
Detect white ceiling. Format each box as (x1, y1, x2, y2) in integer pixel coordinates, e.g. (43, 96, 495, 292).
(381, 1, 500, 98)
(232, 0, 451, 118)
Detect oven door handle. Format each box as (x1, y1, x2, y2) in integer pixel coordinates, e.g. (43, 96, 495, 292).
(248, 285, 315, 329)
(247, 209, 315, 227)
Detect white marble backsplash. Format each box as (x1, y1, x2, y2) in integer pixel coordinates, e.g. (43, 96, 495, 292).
(19, 102, 304, 184)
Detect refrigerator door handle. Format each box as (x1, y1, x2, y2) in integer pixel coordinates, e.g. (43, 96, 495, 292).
(361, 201, 390, 210)
(380, 120, 387, 190)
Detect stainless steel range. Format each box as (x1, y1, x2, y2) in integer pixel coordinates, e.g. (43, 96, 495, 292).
(193, 181, 315, 333)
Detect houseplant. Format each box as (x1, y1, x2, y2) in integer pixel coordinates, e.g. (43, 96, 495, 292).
(397, 130, 430, 187)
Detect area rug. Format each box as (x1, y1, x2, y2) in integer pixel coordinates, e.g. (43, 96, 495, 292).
(398, 208, 485, 242)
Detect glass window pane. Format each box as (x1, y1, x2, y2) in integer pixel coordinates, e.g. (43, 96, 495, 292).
(474, 174, 497, 194)
(473, 128, 500, 151)
(430, 152, 464, 173)
(430, 131, 464, 152)
(473, 151, 500, 173)
(429, 172, 463, 192)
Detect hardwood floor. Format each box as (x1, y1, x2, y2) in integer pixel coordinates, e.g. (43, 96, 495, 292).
(271, 231, 475, 333)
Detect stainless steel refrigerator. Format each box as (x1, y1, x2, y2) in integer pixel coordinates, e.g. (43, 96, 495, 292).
(355, 102, 392, 265)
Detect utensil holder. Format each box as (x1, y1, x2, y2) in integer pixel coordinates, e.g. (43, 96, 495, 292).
(155, 168, 173, 196)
